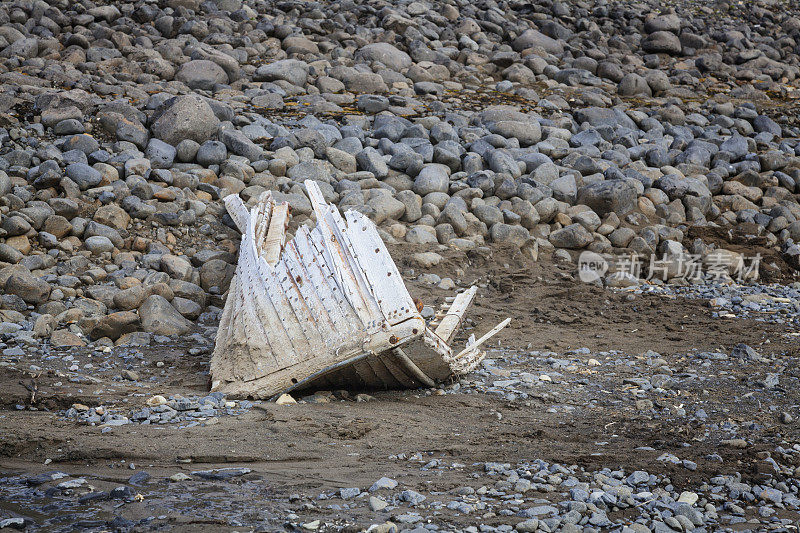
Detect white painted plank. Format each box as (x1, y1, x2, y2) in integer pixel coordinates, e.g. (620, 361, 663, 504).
(305, 181, 382, 331)
(450, 318, 511, 362)
(434, 286, 478, 344)
(285, 233, 358, 345)
(322, 203, 384, 327)
(263, 202, 289, 266)
(342, 210, 416, 324)
(275, 259, 330, 355)
(223, 194, 249, 233)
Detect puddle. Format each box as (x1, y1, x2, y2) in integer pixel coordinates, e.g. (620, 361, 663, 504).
(0, 470, 287, 531)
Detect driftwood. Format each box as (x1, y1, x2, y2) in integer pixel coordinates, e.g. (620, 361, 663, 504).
(210, 180, 509, 399)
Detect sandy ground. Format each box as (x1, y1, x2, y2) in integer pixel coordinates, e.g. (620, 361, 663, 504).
(1, 245, 799, 531)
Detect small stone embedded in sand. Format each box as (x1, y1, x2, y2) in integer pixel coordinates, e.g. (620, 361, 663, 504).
(276, 394, 297, 405)
(146, 395, 167, 407)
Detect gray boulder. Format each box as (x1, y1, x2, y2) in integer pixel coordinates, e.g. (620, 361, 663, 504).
(550, 175, 577, 204)
(356, 147, 389, 179)
(219, 129, 263, 161)
(2, 37, 37, 59)
(0, 243, 22, 264)
(84, 221, 124, 248)
(366, 192, 405, 224)
(577, 181, 638, 217)
(85, 235, 114, 254)
(549, 223, 593, 249)
(413, 164, 450, 195)
(197, 140, 227, 166)
(0, 171, 11, 196)
(491, 223, 530, 247)
(2, 216, 31, 237)
(176, 60, 229, 90)
(642, 31, 682, 55)
(487, 149, 522, 177)
(254, 59, 310, 86)
(488, 121, 541, 146)
(356, 43, 412, 71)
(753, 115, 781, 136)
(151, 95, 220, 145)
(645, 14, 681, 34)
(618, 73, 652, 97)
(573, 107, 637, 130)
(286, 160, 334, 183)
(145, 139, 177, 169)
(65, 163, 102, 190)
(139, 295, 193, 336)
(5, 266, 50, 304)
(719, 135, 749, 161)
(512, 29, 564, 54)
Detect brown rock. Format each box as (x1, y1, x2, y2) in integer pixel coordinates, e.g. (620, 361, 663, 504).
(139, 295, 192, 335)
(153, 189, 177, 201)
(113, 285, 148, 311)
(94, 204, 131, 230)
(6, 235, 31, 255)
(161, 254, 194, 281)
(90, 311, 140, 341)
(149, 282, 174, 301)
(4, 265, 50, 304)
(115, 331, 152, 346)
(33, 314, 55, 337)
(117, 277, 141, 290)
(51, 329, 86, 347)
(42, 215, 73, 239)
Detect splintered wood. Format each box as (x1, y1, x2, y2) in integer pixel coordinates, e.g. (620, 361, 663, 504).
(210, 180, 510, 399)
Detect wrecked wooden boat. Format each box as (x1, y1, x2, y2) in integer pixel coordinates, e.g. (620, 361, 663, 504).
(210, 180, 510, 399)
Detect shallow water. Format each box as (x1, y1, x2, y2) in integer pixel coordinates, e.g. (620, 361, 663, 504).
(0, 469, 287, 531)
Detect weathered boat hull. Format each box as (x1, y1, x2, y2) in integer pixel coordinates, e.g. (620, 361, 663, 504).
(210, 180, 508, 399)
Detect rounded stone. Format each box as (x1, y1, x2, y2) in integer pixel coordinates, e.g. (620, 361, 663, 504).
(85, 235, 115, 254)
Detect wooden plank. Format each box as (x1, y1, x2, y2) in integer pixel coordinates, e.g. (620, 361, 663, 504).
(434, 286, 478, 344)
(450, 318, 511, 363)
(342, 211, 417, 324)
(245, 238, 305, 369)
(392, 348, 435, 387)
(252, 196, 272, 257)
(365, 355, 400, 389)
(300, 229, 361, 329)
(305, 181, 383, 331)
(263, 202, 289, 266)
(223, 194, 249, 233)
(376, 351, 417, 388)
(279, 252, 337, 353)
(234, 244, 285, 370)
(323, 204, 384, 328)
(287, 233, 358, 344)
(260, 259, 315, 365)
